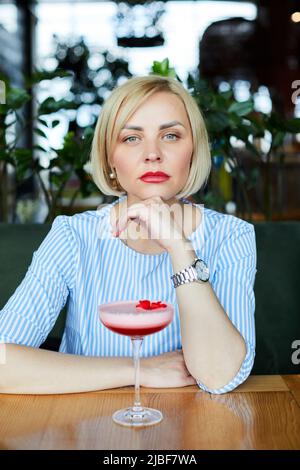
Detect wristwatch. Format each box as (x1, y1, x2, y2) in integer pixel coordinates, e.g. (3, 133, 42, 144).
(171, 257, 210, 288)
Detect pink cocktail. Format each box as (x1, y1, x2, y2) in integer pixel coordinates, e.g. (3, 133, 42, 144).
(99, 299, 174, 427)
(100, 300, 173, 337)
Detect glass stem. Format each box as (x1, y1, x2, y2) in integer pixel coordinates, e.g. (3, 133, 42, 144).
(131, 337, 143, 412)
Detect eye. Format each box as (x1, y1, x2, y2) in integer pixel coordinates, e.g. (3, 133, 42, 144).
(123, 136, 139, 143)
(122, 133, 180, 143)
(164, 133, 180, 140)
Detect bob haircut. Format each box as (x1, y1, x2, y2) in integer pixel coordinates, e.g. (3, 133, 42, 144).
(90, 74, 211, 199)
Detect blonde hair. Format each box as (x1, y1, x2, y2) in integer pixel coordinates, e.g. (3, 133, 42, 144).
(90, 74, 211, 199)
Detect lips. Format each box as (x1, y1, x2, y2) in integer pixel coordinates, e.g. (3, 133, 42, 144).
(140, 171, 170, 183)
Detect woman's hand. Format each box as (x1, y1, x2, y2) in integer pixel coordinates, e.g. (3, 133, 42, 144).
(140, 350, 197, 388)
(112, 196, 186, 252)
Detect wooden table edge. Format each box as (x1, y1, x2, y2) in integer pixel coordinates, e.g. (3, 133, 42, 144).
(90, 374, 292, 395)
(0, 375, 298, 398)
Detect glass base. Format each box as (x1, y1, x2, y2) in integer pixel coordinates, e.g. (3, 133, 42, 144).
(112, 406, 163, 427)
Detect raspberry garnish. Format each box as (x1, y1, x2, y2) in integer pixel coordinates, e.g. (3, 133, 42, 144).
(136, 299, 167, 310)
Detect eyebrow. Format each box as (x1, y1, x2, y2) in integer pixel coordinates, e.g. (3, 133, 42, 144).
(121, 120, 185, 131)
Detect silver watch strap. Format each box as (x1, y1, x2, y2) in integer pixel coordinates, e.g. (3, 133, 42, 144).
(171, 265, 197, 288)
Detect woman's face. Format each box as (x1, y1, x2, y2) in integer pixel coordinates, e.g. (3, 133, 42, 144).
(110, 91, 194, 205)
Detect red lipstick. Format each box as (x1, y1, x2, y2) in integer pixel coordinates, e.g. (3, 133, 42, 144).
(140, 171, 170, 183)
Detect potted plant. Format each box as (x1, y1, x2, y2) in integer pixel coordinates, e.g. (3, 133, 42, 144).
(151, 58, 300, 221)
(0, 39, 133, 223)
(1, 55, 300, 223)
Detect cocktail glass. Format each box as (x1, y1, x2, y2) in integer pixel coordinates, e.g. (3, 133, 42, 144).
(98, 300, 174, 427)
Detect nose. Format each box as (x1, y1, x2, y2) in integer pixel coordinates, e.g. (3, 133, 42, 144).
(145, 152, 161, 162)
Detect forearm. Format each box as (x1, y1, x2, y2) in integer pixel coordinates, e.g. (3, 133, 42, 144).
(168, 240, 246, 390)
(0, 343, 134, 394)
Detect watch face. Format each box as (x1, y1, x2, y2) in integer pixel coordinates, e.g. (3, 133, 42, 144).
(194, 259, 209, 282)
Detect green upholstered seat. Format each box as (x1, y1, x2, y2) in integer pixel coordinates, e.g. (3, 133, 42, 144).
(0, 221, 299, 374)
(0, 223, 66, 351)
(251, 221, 300, 375)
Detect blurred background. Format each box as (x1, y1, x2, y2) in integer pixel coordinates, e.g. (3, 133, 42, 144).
(1, 0, 300, 224)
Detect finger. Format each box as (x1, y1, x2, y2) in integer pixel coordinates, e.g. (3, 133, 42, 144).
(114, 203, 146, 232)
(117, 208, 146, 236)
(115, 210, 135, 236)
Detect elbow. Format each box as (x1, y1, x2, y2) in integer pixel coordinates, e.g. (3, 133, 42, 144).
(184, 359, 232, 392)
(196, 369, 250, 395)
(187, 354, 248, 392)
(186, 362, 231, 391)
(193, 373, 236, 393)
(194, 343, 255, 394)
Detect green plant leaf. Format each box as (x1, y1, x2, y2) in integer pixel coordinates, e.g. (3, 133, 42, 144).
(186, 73, 196, 91)
(51, 119, 60, 128)
(49, 172, 63, 188)
(13, 148, 34, 181)
(206, 111, 230, 132)
(33, 144, 48, 153)
(0, 104, 9, 115)
(228, 113, 242, 127)
(150, 58, 177, 78)
(14, 148, 33, 162)
(272, 131, 285, 148)
(25, 69, 73, 86)
(6, 88, 30, 109)
(228, 99, 254, 116)
(161, 58, 169, 74)
(0, 149, 8, 161)
(83, 126, 94, 140)
(34, 127, 48, 139)
(214, 92, 233, 109)
(38, 97, 77, 116)
(219, 89, 233, 100)
(49, 170, 71, 188)
(37, 118, 49, 127)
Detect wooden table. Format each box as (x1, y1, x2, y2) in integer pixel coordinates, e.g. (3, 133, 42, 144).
(0, 375, 299, 450)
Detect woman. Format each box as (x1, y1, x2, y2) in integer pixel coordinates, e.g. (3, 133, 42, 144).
(0, 75, 257, 394)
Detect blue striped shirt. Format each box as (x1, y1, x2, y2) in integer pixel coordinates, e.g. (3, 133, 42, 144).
(0, 195, 257, 394)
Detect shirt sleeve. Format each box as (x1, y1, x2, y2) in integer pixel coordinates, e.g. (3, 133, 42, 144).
(196, 221, 257, 394)
(0, 215, 78, 348)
